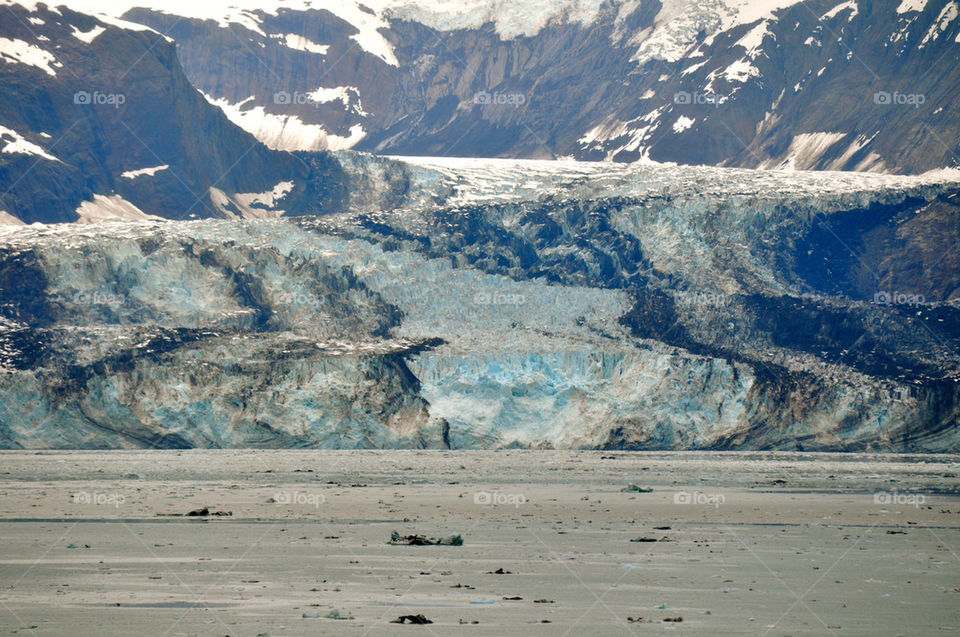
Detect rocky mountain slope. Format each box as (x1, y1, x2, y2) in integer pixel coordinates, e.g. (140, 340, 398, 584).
(101, 0, 960, 173)
(1, 157, 958, 450)
(0, 1, 348, 224)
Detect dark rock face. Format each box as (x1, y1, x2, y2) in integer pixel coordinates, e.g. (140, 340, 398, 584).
(122, 0, 960, 173)
(0, 4, 347, 224)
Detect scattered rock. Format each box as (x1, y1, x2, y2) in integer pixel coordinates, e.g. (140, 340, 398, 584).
(487, 568, 513, 574)
(185, 507, 230, 517)
(390, 614, 433, 624)
(621, 485, 653, 493)
(627, 617, 652, 623)
(390, 531, 463, 546)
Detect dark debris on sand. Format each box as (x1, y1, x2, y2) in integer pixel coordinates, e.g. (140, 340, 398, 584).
(391, 614, 433, 624)
(389, 531, 463, 546)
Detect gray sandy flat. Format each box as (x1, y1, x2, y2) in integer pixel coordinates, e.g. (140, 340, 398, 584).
(0, 450, 958, 636)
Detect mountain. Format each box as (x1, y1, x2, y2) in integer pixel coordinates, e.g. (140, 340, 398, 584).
(1, 156, 958, 450)
(102, 0, 960, 173)
(2, 0, 958, 224)
(0, 1, 348, 224)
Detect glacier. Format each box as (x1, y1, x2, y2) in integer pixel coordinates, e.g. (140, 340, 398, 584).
(0, 155, 958, 450)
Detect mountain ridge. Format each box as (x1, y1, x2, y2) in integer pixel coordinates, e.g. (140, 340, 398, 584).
(95, 0, 960, 173)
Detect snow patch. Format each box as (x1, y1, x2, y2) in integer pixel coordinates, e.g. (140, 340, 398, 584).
(237, 180, 294, 209)
(382, 0, 608, 40)
(0, 37, 58, 76)
(821, 1, 858, 21)
(633, 0, 803, 64)
(75, 195, 163, 224)
(209, 182, 294, 220)
(280, 34, 329, 54)
(826, 132, 877, 171)
(121, 165, 169, 179)
(762, 132, 847, 171)
(307, 86, 368, 116)
(920, 1, 958, 46)
(203, 93, 367, 151)
(0, 210, 25, 226)
(672, 116, 695, 133)
(720, 58, 760, 83)
(735, 20, 771, 57)
(897, 0, 928, 13)
(681, 60, 707, 76)
(71, 24, 106, 42)
(0, 125, 61, 162)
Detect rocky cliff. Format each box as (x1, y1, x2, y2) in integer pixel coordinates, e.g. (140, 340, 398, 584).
(0, 1, 348, 224)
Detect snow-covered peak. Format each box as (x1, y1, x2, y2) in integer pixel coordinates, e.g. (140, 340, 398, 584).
(56, 0, 399, 65)
(632, 0, 803, 63)
(0, 0, 836, 69)
(381, 0, 610, 39)
(1, 0, 165, 36)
